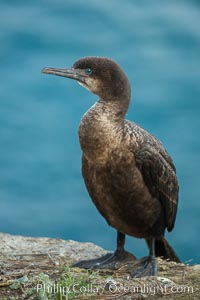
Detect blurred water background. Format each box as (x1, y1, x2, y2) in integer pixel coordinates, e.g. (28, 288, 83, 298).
(0, 0, 200, 264)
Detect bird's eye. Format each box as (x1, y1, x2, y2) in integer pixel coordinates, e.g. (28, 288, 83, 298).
(85, 68, 92, 75)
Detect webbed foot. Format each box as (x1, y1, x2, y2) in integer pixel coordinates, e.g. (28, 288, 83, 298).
(73, 249, 136, 270)
(129, 256, 157, 278)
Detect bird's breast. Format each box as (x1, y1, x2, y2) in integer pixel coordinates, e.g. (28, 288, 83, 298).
(78, 110, 124, 166)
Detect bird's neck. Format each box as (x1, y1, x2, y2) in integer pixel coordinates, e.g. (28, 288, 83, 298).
(78, 98, 129, 165)
(98, 97, 130, 118)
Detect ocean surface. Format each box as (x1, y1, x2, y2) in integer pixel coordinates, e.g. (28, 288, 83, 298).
(0, 0, 199, 264)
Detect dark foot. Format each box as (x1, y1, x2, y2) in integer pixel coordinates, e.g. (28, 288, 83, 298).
(129, 256, 157, 278)
(73, 250, 136, 270)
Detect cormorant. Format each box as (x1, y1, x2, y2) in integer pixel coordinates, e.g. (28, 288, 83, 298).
(42, 57, 180, 277)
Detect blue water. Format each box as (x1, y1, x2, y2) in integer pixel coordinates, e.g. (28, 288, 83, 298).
(0, 0, 200, 264)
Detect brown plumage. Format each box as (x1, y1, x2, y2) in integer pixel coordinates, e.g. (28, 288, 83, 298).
(42, 56, 180, 277)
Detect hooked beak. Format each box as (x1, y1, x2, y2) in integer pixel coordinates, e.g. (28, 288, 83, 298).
(41, 67, 86, 84)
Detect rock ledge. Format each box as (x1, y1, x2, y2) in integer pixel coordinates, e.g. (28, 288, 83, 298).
(0, 233, 199, 299)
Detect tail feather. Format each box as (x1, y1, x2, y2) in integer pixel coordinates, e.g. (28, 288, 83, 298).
(146, 237, 180, 263)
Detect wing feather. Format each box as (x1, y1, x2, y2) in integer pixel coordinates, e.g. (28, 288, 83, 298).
(134, 145, 179, 231)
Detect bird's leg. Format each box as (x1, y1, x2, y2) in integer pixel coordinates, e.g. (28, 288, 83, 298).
(73, 231, 136, 270)
(130, 237, 157, 277)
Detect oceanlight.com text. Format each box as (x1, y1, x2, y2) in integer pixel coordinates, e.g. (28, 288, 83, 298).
(36, 282, 194, 296)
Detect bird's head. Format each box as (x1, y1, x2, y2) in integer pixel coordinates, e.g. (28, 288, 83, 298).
(42, 56, 131, 103)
